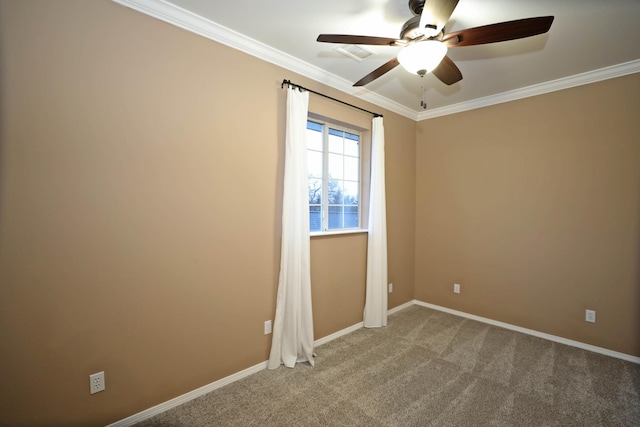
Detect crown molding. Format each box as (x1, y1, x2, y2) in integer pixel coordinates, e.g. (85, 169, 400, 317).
(112, 0, 418, 120)
(417, 59, 640, 120)
(113, 0, 638, 123)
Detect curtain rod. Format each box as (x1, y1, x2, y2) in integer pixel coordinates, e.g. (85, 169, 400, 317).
(281, 79, 383, 118)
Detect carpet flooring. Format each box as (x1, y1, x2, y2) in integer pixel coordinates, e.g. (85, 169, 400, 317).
(136, 305, 640, 426)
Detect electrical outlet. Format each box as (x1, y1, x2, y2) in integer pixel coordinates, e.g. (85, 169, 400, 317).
(388, 283, 393, 293)
(454, 283, 460, 294)
(585, 309, 596, 323)
(264, 320, 272, 335)
(89, 371, 105, 394)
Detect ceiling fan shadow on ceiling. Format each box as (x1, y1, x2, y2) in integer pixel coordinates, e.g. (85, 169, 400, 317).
(317, 0, 554, 95)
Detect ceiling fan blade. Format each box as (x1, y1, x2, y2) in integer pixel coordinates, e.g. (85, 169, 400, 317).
(443, 16, 554, 47)
(317, 34, 400, 46)
(353, 57, 400, 86)
(419, 0, 459, 35)
(431, 55, 462, 85)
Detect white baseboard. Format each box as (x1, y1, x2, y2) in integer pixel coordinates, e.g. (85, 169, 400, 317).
(314, 300, 414, 346)
(106, 361, 268, 427)
(110, 299, 638, 425)
(108, 317, 370, 425)
(314, 321, 364, 347)
(388, 300, 415, 315)
(110, 303, 408, 425)
(414, 300, 640, 364)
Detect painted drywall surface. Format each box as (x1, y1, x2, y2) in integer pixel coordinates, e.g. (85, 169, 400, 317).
(415, 73, 640, 356)
(310, 234, 368, 339)
(384, 116, 417, 307)
(0, 0, 416, 425)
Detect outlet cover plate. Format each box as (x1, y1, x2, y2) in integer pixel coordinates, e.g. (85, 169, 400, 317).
(454, 283, 461, 294)
(89, 371, 105, 394)
(585, 309, 596, 323)
(264, 320, 272, 335)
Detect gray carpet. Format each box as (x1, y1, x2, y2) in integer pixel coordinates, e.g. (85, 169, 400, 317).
(136, 305, 640, 426)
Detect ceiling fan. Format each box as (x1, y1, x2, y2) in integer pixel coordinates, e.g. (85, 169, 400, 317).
(317, 0, 554, 87)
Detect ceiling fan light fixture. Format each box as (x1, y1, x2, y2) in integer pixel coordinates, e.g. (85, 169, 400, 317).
(397, 41, 447, 75)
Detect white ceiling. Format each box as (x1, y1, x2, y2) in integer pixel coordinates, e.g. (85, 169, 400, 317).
(116, 0, 640, 120)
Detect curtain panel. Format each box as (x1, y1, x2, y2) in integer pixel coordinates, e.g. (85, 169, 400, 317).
(363, 116, 388, 328)
(268, 87, 315, 369)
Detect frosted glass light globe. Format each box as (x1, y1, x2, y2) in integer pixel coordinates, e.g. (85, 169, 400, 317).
(397, 41, 447, 75)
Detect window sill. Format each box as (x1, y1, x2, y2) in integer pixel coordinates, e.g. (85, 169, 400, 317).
(310, 228, 368, 237)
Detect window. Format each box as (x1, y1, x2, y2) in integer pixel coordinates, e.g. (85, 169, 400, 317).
(307, 120, 361, 233)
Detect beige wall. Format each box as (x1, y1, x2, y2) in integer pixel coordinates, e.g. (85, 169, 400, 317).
(0, 1, 416, 425)
(2, 0, 637, 425)
(415, 73, 640, 357)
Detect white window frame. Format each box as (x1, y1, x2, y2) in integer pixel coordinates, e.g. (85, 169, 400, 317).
(307, 119, 364, 235)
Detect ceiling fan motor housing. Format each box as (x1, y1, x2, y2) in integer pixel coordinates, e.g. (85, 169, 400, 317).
(400, 15, 424, 40)
(400, 15, 443, 40)
(408, 0, 425, 15)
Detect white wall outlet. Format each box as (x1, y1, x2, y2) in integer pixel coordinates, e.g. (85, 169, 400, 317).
(388, 283, 393, 293)
(264, 320, 272, 335)
(585, 309, 596, 323)
(89, 371, 105, 394)
(454, 283, 461, 294)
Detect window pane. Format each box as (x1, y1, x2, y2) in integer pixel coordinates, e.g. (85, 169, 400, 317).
(307, 121, 323, 151)
(328, 153, 343, 179)
(344, 156, 359, 181)
(343, 181, 359, 205)
(329, 128, 344, 137)
(328, 133, 343, 154)
(307, 120, 361, 233)
(328, 205, 343, 229)
(307, 121, 323, 132)
(345, 132, 358, 140)
(308, 178, 322, 204)
(307, 131, 323, 151)
(344, 138, 359, 157)
(328, 179, 343, 204)
(309, 205, 322, 232)
(307, 151, 323, 178)
(344, 205, 359, 228)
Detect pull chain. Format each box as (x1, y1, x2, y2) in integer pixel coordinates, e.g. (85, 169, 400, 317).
(420, 74, 427, 110)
